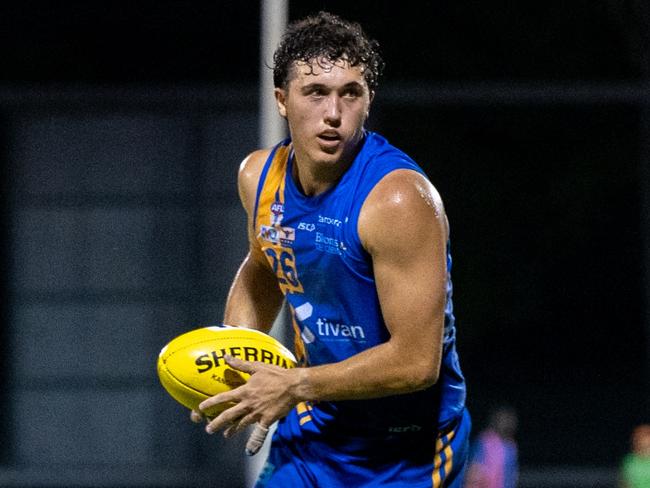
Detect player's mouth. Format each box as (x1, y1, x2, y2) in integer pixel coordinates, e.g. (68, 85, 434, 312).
(317, 131, 342, 151)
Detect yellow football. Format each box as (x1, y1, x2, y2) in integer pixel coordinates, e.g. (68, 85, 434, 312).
(157, 325, 297, 417)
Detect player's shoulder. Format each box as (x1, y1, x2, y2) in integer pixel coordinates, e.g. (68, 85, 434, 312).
(237, 148, 272, 213)
(359, 169, 447, 253)
(364, 169, 444, 220)
(238, 148, 272, 187)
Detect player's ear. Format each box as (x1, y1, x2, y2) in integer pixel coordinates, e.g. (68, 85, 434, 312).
(274, 88, 288, 118)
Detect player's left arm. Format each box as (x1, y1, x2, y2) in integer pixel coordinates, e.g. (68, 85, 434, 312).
(358, 168, 448, 391)
(199, 169, 449, 437)
(294, 168, 449, 399)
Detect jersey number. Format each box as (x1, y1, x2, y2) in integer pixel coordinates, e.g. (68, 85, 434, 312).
(265, 247, 304, 294)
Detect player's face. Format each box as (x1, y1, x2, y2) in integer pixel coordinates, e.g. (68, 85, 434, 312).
(275, 58, 373, 170)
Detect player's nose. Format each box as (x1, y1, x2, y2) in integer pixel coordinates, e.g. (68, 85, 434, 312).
(323, 95, 342, 126)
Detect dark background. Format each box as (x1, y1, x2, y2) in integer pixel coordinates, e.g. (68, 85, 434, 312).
(0, 0, 647, 485)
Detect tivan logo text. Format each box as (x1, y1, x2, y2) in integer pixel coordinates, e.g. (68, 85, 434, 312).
(316, 318, 366, 341)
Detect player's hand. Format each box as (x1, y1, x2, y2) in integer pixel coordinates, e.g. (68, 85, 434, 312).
(198, 354, 301, 454)
(189, 409, 204, 423)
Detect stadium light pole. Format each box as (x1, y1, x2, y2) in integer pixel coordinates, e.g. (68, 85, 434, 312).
(246, 1, 288, 486)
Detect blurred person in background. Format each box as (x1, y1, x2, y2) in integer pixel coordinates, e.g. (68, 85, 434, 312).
(464, 405, 518, 488)
(192, 10, 471, 488)
(620, 424, 650, 488)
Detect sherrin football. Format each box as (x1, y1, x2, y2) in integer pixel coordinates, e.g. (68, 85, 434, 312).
(157, 325, 297, 417)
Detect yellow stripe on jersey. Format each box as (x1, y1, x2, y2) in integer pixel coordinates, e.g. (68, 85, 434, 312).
(255, 144, 290, 230)
(432, 429, 456, 488)
(299, 415, 313, 426)
(289, 312, 308, 365)
(442, 444, 453, 480)
(296, 402, 310, 415)
(296, 402, 313, 425)
(255, 144, 304, 295)
(432, 439, 443, 488)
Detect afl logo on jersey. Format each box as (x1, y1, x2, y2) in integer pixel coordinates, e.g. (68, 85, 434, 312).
(270, 201, 284, 225)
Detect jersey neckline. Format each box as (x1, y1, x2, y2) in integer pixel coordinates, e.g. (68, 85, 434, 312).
(285, 131, 371, 209)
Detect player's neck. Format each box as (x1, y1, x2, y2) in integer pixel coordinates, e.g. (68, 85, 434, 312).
(291, 154, 353, 196)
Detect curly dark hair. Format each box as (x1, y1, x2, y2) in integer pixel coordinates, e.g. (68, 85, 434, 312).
(273, 11, 385, 92)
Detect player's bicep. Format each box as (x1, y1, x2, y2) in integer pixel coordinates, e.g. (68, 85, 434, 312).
(372, 209, 447, 342)
(360, 170, 448, 375)
(373, 226, 447, 331)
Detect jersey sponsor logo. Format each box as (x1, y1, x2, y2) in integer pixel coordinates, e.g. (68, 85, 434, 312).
(315, 232, 346, 255)
(301, 325, 316, 344)
(293, 303, 316, 343)
(260, 225, 295, 245)
(315, 317, 366, 342)
(318, 215, 342, 227)
(294, 302, 313, 320)
(298, 222, 316, 232)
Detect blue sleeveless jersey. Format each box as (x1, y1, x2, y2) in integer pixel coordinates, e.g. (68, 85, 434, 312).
(253, 131, 466, 439)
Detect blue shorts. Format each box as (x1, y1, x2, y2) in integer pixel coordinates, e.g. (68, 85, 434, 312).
(254, 407, 471, 488)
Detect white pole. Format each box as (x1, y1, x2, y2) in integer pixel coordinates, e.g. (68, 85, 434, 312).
(258, 0, 290, 345)
(259, 0, 288, 148)
(246, 2, 288, 486)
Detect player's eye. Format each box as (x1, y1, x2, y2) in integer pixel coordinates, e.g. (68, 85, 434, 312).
(305, 87, 326, 97)
(342, 87, 362, 98)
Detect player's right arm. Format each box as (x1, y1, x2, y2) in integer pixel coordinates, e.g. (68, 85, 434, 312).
(223, 149, 284, 333)
(190, 149, 283, 425)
